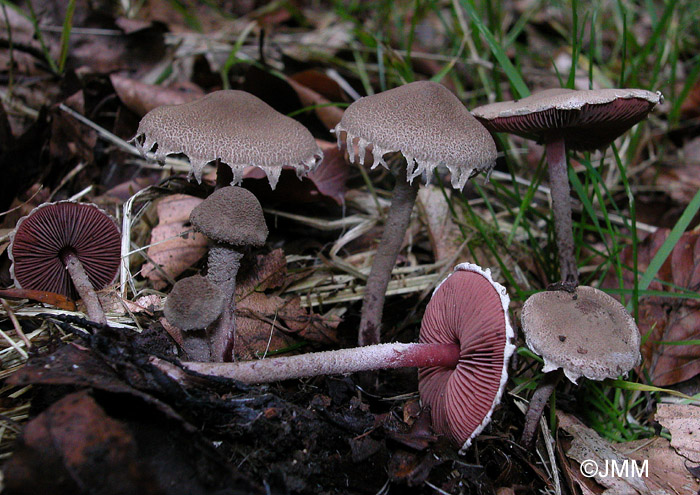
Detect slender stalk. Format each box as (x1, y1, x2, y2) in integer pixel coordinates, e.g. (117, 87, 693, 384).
(180, 341, 460, 384)
(61, 251, 107, 325)
(545, 139, 578, 286)
(358, 166, 420, 346)
(206, 245, 243, 361)
(520, 369, 563, 448)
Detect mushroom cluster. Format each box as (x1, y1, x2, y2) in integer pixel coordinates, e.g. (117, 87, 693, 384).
(162, 263, 515, 450)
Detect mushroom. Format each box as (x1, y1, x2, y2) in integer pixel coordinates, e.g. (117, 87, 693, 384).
(164, 274, 225, 361)
(519, 286, 641, 447)
(188, 186, 268, 361)
(472, 88, 662, 287)
(9, 201, 121, 325)
(334, 81, 497, 346)
(162, 263, 514, 450)
(131, 89, 323, 189)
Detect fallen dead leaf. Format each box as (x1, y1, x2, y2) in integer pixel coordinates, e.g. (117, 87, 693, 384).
(141, 194, 208, 290)
(655, 403, 700, 462)
(604, 229, 700, 386)
(233, 249, 340, 359)
(620, 437, 700, 495)
(111, 74, 205, 117)
(0, 288, 76, 311)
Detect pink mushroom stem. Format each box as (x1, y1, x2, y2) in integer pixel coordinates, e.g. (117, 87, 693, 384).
(60, 251, 107, 325)
(545, 139, 578, 286)
(180, 341, 460, 384)
(358, 165, 420, 347)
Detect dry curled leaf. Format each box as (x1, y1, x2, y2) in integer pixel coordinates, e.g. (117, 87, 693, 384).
(232, 249, 340, 359)
(605, 229, 700, 386)
(111, 74, 205, 117)
(0, 288, 75, 311)
(141, 194, 208, 290)
(655, 403, 700, 463)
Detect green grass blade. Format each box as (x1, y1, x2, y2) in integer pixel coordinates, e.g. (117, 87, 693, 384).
(457, 0, 529, 98)
(57, 0, 76, 73)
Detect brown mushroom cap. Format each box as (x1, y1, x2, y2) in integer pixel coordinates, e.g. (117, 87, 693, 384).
(132, 90, 323, 188)
(334, 81, 497, 189)
(472, 88, 662, 151)
(521, 286, 641, 383)
(189, 186, 268, 246)
(9, 201, 121, 298)
(418, 263, 515, 451)
(164, 275, 225, 331)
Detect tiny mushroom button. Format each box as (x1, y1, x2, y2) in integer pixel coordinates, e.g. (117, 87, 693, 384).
(188, 186, 268, 361)
(334, 81, 497, 347)
(131, 90, 323, 189)
(473, 88, 662, 286)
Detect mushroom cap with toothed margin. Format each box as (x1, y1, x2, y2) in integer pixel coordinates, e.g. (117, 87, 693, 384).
(164, 275, 225, 331)
(189, 186, 268, 247)
(418, 263, 515, 453)
(521, 286, 641, 383)
(8, 201, 121, 299)
(333, 81, 497, 190)
(472, 88, 662, 151)
(130, 90, 323, 189)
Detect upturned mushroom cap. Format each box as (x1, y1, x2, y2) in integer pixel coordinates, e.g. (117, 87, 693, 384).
(164, 275, 225, 330)
(334, 81, 497, 189)
(472, 88, 662, 151)
(521, 286, 641, 383)
(189, 186, 268, 246)
(418, 263, 515, 452)
(131, 90, 323, 189)
(9, 201, 121, 298)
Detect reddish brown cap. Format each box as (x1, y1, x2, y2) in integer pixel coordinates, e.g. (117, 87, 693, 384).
(9, 201, 121, 298)
(418, 263, 515, 451)
(521, 286, 641, 383)
(472, 88, 662, 151)
(189, 186, 268, 246)
(164, 275, 224, 331)
(334, 81, 497, 189)
(132, 90, 323, 188)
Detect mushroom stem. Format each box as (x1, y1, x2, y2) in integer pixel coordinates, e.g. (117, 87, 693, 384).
(60, 250, 107, 325)
(205, 245, 244, 361)
(359, 165, 420, 346)
(520, 369, 563, 448)
(545, 139, 578, 286)
(179, 341, 460, 384)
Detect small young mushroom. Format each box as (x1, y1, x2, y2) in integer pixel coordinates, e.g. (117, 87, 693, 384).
(519, 286, 641, 447)
(164, 274, 225, 361)
(473, 88, 662, 287)
(131, 90, 323, 189)
(9, 201, 121, 325)
(188, 186, 268, 361)
(163, 263, 514, 449)
(334, 81, 497, 346)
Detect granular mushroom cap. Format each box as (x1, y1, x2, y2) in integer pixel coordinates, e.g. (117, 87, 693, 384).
(472, 88, 662, 151)
(9, 201, 121, 298)
(521, 286, 641, 383)
(189, 186, 268, 246)
(418, 263, 515, 451)
(334, 81, 497, 189)
(132, 90, 323, 188)
(164, 275, 225, 331)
